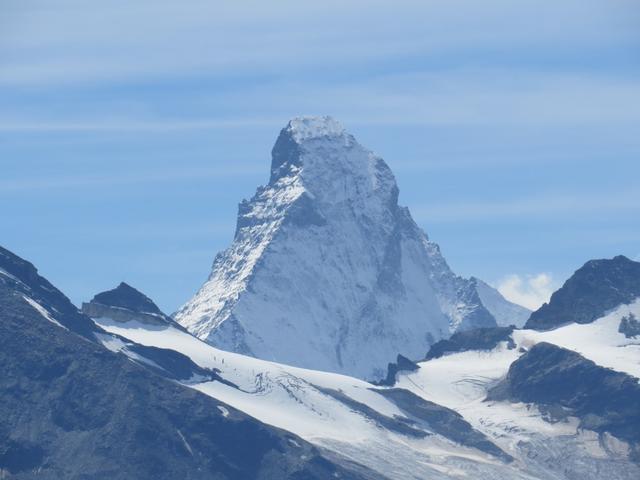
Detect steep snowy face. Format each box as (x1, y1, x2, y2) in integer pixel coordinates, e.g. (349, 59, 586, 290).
(176, 116, 517, 380)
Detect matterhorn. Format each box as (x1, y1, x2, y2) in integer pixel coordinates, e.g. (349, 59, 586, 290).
(176, 116, 528, 379)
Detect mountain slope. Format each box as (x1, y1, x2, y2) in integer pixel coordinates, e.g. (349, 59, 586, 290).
(94, 282, 640, 479)
(488, 342, 640, 460)
(0, 246, 382, 480)
(175, 115, 523, 380)
(394, 302, 640, 479)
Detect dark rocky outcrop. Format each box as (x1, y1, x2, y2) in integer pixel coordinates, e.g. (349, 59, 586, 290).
(0, 245, 384, 479)
(82, 282, 182, 328)
(373, 354, 420, 386)
(525, 255, 640, 330)
(619, 313, 640, 338)
(91, 282, 162, 314)
(425, 326, 515, 360)
(488, 342, 640, 461)
(376, 388, 512, 462)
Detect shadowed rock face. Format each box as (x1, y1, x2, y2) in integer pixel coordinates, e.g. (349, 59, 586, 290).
(82, 283, 183, 329)
(425, 326, 515, 360)
(0, 246, 100, 339)
(0, 246, 383, 480)
(373, 354, 420, 386)
(488, 342, 640, 461)
(91, 282, 162, 314)
(525, 255, 640, 330)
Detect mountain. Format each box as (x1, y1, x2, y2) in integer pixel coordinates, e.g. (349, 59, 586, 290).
(175, 115, 525, 380)
(0, 246, 382, 480)
(94, 263, 640, 479)
(525, 255, 640, 330)
(393, 299, 640, 478)
(82, 282, 183, 329)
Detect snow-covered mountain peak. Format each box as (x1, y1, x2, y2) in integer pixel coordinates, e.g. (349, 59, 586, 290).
(177, 117, 525, 379)
(270, 115, 397, 210)
(285, 115, 346, 142)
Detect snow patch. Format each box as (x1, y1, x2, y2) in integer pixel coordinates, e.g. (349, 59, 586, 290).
(177, 430, 194, 456)
(94, 332, 128, 352)
(22, 295, 67, 330)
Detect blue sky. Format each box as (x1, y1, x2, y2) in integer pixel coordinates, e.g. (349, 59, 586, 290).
(2, 0, 639, 312)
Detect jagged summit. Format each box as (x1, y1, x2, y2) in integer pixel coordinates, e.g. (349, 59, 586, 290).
(82, 282, 178, 327)
(90, 282, 162, 315)
(269, 115, 396, 213)
(286, 115, 346, 142)
(176, 117, 524, 379)
(270, 116, 349, 183)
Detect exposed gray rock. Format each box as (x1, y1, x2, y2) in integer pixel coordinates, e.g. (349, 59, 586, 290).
(373, 354, 420, 386)
(525, 255, 640, 330)
(619, 313, 640, 338)
(488, 342, 640, 462)
(425, 326, 515, 360)
(82, 282, 184, 329)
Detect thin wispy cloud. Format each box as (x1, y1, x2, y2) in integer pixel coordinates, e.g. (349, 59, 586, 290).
(2, 69, 639, 135)
(2, 0, 638, 86)
(412, 189, 640, 222)
(0, 165, 263, 192)
(0, 118, 279, 133)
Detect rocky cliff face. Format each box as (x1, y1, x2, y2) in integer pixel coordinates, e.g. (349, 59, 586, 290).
(526, 255, 640, 330)
(82, 282, 181, 328)
(176, 116, 524, 379)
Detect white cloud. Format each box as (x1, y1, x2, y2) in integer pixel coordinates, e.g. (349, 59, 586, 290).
(496, 273, 555, 310)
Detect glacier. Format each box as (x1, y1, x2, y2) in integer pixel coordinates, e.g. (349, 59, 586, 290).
(96, 297, 640, 480)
